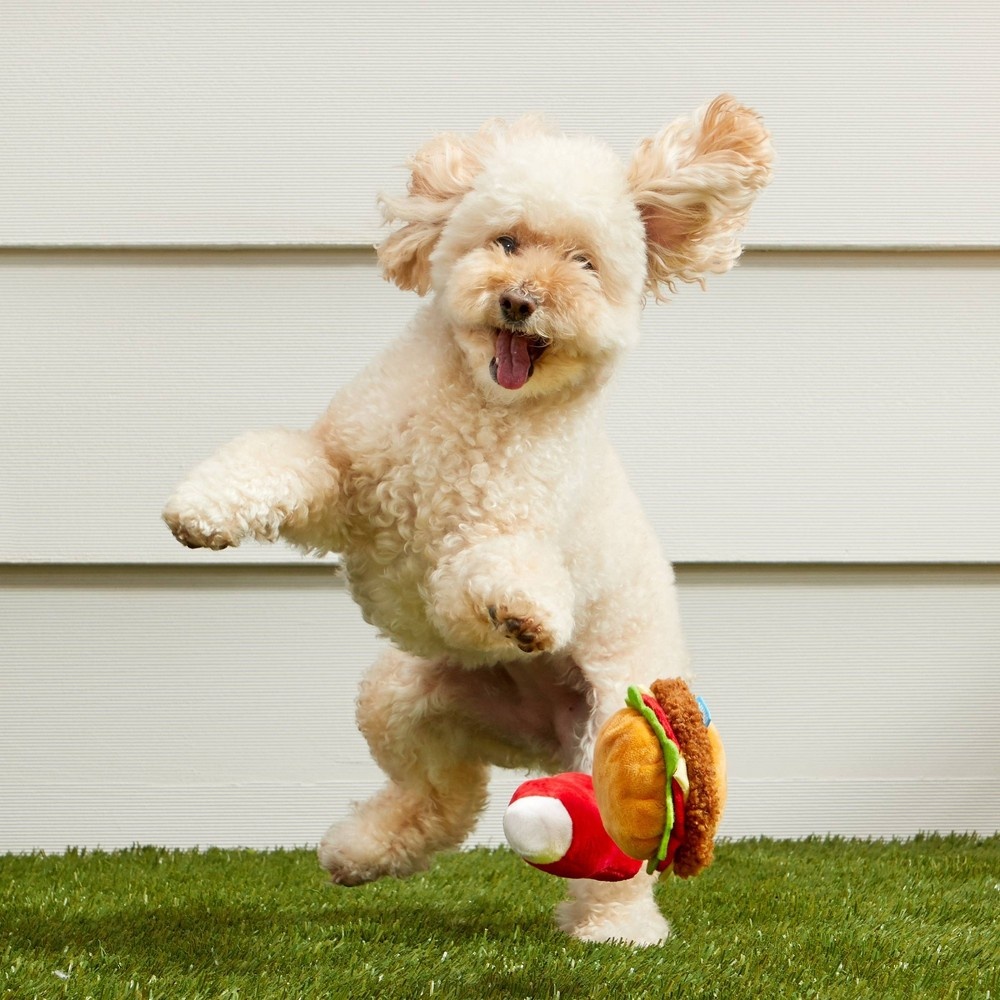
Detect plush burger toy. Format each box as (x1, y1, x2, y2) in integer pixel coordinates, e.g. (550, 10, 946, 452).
(504, 679, 726, 881)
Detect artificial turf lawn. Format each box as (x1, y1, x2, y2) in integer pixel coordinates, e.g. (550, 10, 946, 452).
(1, 836, 997, 999)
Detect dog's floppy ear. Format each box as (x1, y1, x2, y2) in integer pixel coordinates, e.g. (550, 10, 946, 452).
(628, 96, 773, 299)
(377, 122, 507, 295)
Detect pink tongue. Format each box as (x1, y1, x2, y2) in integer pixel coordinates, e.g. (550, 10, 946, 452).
(495, 329, 532, 390)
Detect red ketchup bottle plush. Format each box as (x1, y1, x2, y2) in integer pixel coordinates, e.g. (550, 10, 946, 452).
(503, 679, 727, 882)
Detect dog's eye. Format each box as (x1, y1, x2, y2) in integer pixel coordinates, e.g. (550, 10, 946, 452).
(573, 254, 594, 271)
(495, 235, 518, 255)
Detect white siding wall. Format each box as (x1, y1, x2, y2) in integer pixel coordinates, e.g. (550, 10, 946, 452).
(2, 1, 998, 851)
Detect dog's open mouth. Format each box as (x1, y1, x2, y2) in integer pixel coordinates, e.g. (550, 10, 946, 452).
(490, 329, 550, 391)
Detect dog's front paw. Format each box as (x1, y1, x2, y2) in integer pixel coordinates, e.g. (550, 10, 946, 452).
(487, 603, 558, 654)
(436, 591, 573, 659)
(163, 507, 236, 550)
(162, 490, 248, 550)
(428, 539, 575, 658)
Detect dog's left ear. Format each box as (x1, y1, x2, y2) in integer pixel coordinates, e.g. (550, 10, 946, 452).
(628, 96, 773, 299)
(377, 122, 509, 295)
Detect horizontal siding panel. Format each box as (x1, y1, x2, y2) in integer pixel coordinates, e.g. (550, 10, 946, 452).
(2, 565, 997, 850)
(2, 250, 998, 563)
(0, 782, 378, 855)
(3, 778, 996, 854)
(615, 251, 1000, 562)
(1, 1, 998, 247)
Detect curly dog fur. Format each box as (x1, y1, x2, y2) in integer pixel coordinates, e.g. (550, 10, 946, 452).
(164, 95, 771, 946)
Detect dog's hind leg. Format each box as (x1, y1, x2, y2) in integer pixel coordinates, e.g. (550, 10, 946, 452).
(547, 671, 672, 946)
(545, 686, 673, 947)
(557, 871, 670, 946)
(318, 648, 491, 886)
(549, 599, 688, 947)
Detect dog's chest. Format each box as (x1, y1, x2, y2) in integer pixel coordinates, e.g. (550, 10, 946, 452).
(336, 403, 584, 649)
(342, 409, 564, 560)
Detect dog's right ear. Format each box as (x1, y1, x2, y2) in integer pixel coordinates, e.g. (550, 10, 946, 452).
(629, 96, 773, 299)
(377, 126, 500, 295)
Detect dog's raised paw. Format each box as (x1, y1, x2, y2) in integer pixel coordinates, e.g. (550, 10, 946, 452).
(162, 503, 240, 550)
(169, 521, 234, 550)
(487, 605, 553, 653)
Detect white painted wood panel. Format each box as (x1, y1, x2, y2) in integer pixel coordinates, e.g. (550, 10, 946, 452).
(4, 777, 996, 854)
(2, 1, 998, 248)
(2, 565, 996, 852)
(2, 251, 998, 564)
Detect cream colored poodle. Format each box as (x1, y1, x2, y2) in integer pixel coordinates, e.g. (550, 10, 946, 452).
(163, 96, 772, 946)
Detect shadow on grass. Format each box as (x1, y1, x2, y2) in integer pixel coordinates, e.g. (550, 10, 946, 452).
(6, 870, 559, 983)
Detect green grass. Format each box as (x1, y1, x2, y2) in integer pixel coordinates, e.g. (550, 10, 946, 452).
(2, 836, 997, 999)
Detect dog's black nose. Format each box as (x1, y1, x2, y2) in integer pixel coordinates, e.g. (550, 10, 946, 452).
(500, 291, 537, 324)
